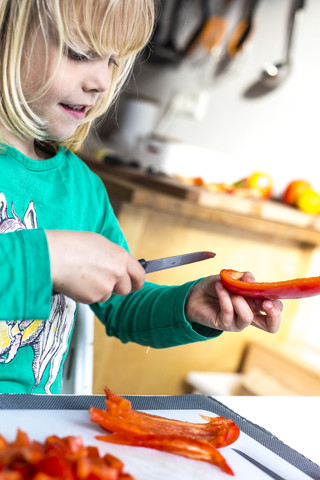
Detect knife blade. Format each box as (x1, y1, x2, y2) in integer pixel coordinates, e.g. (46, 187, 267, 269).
(232, 449, 286, 480)
(138, 251, 215, 274)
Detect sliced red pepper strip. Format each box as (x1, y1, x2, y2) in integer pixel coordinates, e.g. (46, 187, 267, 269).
(90, 388, 239, 476)
(220, 269, 320, 299)
(98, 432, 234, 476)
(90, 406, 238, 448)
(91, 390, 239, 448)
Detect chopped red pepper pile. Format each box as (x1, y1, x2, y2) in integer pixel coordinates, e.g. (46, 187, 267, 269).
(220, 269, 320, 299)
(89, 388, 239, 476)
(0, 428, 133, 479)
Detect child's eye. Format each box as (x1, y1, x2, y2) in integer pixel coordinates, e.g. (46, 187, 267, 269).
(65, 47, 119, 67)
(65, 48, 89, 62)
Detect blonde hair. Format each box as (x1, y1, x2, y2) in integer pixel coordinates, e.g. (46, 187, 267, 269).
(0, 0, 154, 152)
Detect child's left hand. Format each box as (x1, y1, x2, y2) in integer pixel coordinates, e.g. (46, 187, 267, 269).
(185, 272, 283, 333)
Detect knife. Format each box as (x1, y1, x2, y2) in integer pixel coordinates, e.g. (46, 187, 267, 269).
(232, 449, 286, 480)
(138, 251, 215, 274)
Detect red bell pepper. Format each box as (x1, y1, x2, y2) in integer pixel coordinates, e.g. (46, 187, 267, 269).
(220, 269, 320, 299)
(0, 429, 133, 479)
(90, 387, 239, 476)
(101, 432, 234, 476)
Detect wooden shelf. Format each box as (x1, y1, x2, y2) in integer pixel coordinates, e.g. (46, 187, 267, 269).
(84, 158, 320, 246)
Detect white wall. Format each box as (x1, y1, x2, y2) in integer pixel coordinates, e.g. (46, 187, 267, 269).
(123, 0, 320, 197)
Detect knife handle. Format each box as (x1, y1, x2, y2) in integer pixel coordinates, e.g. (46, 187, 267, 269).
(138, 259, 147, 270)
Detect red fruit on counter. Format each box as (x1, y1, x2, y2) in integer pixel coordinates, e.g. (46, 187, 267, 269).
(282, 179, 311, 205)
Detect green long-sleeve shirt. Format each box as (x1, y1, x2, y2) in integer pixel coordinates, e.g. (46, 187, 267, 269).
(0, 145, 220, 394)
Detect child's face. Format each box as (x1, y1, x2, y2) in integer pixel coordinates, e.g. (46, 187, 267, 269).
(22, 37, 117, 142)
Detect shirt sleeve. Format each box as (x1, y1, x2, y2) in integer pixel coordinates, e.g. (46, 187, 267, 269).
(0, 228, 52, 320)
(91, 280, 222, 348)
(84, 168, 223, 347)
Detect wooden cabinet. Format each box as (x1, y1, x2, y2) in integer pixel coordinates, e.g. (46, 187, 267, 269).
(237, 341, 320, 395)
(186, 340, 320, 395)
(87, 161, 320, 395)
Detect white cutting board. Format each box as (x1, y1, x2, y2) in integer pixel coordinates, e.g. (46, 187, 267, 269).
(0, 408, 313, 479)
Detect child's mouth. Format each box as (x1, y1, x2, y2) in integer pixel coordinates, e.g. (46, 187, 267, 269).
(60, 103, 87, 119)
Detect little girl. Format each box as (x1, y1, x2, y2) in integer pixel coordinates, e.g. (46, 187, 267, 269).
(0, 0, 282, 394)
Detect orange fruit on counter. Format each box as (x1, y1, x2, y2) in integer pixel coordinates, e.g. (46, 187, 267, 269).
(192, 176, 206, 186)
(247, 172, 273, 198)
(296, 188, 320, 214)
(282, 179, 311, 205)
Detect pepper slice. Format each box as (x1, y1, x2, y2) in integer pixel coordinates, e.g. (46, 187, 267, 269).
(220, 269, 320, 299)
(100, 432, 234, 476)
(90, 388, 239, 476)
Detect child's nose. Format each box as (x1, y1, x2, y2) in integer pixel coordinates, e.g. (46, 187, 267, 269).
(82, 59, 111, 94)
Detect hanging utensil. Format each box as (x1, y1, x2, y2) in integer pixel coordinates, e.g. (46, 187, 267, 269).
(147, 0, 182, 64)
(214, 0, 260, 77)
(226, 0, 261, 57)
(149, 0, 209, 65)
(188, 16, 226, 57)
(260, 0, 305, 88)
(187, 0, 231, 63)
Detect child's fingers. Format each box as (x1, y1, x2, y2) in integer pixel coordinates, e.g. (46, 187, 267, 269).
(250, 298, 283, 333)
(215, 280, 283, 333)
(230, 295, 255, 330)
(215, 281, 253, 331)
(128, 259, 146, 292)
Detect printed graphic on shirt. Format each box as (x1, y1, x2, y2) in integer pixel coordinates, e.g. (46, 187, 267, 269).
(0, 192, 76, 393)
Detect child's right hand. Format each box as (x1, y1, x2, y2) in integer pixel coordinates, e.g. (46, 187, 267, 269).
(45, 230, 145, 304)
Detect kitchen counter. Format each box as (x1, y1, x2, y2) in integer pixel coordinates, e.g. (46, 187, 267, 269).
(83, 157, 320, 246)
